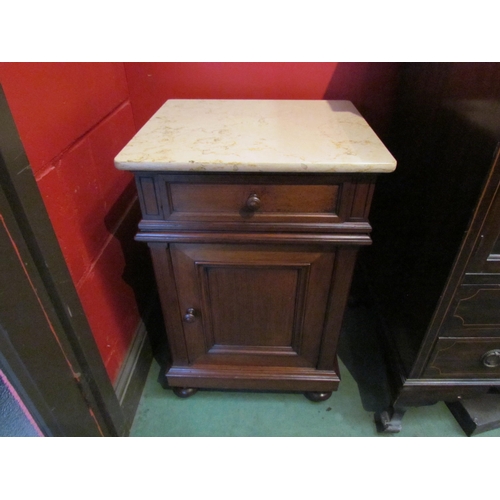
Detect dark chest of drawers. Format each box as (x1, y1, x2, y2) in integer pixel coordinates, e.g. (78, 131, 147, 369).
(365, 63, 500, 432)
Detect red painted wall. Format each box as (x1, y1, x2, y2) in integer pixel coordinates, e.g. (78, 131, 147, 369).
(124, 62, 400, 137)
(124, 63, 337, 129)
(0, 63, 141, 382)
(0, 62, 401, 385)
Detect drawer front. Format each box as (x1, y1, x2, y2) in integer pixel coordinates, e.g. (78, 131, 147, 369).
(423, 338, 500, 378)
(438, 284, 500, 338)
(169, 182, 339, 217)
(136, 172, 377, 233)
(164, 179, 343, 225)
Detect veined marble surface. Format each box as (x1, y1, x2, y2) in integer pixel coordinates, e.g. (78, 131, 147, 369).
(115, 100, 397, 173)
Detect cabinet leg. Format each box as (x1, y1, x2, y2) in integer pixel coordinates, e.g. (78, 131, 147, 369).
(172, 387, 198, 399)
(304, 391, 332, 402)
(374, 406, 406, 433)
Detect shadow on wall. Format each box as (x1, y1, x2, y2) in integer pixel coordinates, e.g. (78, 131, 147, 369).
(323, 62, 401, 140)
(103, 183, 170, 369)
(337, 269, 393, 414)
(325, 63, 401, 413)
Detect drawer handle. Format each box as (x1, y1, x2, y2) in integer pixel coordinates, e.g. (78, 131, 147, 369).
(184, 308, 197, 323)
(481, 349, 500, 368)
(245, 193, 261, 211)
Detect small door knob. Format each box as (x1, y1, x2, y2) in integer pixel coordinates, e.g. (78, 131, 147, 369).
(481, 349, 500, 368)
(245, 193, 261, 211)
(184, 308, 196, 323)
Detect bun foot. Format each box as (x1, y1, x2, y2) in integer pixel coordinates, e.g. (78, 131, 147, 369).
(172, 387, 198, 399)
(304, 391, 332, 402)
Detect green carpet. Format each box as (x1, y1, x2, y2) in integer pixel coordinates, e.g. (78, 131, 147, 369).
(130, 361, 483, 437)
(130, 305, 500, 437)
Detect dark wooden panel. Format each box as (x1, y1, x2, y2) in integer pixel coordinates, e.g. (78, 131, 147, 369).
(164, 181, 344, 226)
(136, 231, 372, 246)
(349, 180, 376, 220)
(465, 155, 500, 274)
(169, 244, 336, 380)
(318, 246, 359, 371)
(365, 64, 500, 373)
(492, 235, 500, 256)
(415, 149, 500, 352)
(139, 176, 160, 216)
(453, 287, 500, 327)
(138, 218, 373, 235)
(446, 393, 500, 436)
(136, 171, 379, 234)
(169, 182, 340, 214)
(148, 243, 189, 365)
(193, 351, 311, 368)
(166, 365, 340, 392)
(394, 380, 494, 407)
(205, 266, 298, 347)
(424, 338, 500, 378)
(136, 174, 163, 220)
(363, 64, 500, 432)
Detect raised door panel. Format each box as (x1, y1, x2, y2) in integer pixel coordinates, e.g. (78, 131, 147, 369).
(169, 244, 335, 370)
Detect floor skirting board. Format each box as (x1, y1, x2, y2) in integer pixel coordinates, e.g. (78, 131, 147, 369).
(113, 301, 157, 434)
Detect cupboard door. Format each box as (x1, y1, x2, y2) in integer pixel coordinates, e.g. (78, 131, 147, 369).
(169, 244, 336, 370)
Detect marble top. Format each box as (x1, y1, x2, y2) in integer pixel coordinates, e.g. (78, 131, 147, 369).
(114, 99, 396, 173)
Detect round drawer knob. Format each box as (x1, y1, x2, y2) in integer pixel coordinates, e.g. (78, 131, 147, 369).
(481, 349, 500, 368)
(184, 308, 196, 323)
(245, 193, 261, 211)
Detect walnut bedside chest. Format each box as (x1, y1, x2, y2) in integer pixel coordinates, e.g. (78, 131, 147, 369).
(115, 99, 396, 401)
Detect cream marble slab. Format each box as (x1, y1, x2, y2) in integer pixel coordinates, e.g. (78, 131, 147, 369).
(115, 99, 396, 173)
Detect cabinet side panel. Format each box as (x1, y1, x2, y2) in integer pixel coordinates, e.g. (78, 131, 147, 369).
(148, 243, 189, 365)
(318, 247, 359, 371)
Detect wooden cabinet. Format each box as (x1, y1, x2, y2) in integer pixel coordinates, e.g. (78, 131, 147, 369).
(137, 172, 373, 400)
(152, 242, 340, 393)
(364, 63, 500, 432)
(115, 100, 396, 400)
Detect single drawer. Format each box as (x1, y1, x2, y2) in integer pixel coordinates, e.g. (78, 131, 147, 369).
(135, 172, 377, 232)
(438, 284, 500, 338)
(168, 181, 340, 219)
(423, 338, 500, 378)
(158, 172, 362, 222)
